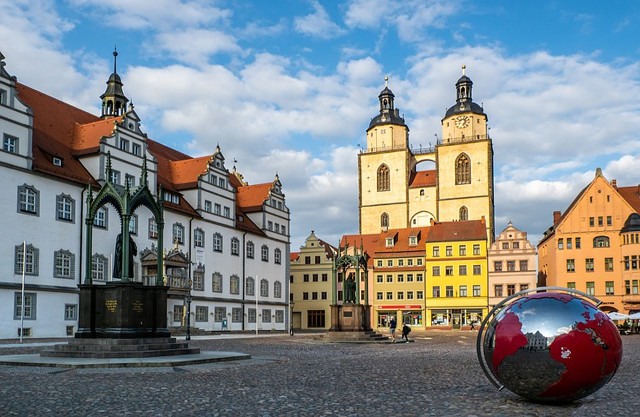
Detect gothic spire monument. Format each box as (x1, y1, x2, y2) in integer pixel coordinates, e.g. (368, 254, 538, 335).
(358, 67, 495, 242)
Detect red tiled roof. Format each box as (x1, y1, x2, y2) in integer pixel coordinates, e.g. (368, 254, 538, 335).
(317, 238, 337, 260)
(170, 156, 210, 189)
(374, 227, 430, 255)
(16, 83, 103, 185)
(235, 208, 264, 235)
(15, 80, 276, 223)
(290, 252, 300, 262)
(426, 219, 486, 242)
(73, 118, 119, 152)
(409, 169, 436, 188)
(340, 233, 380, 267)
(617, 185, 640, 213)
(237, 182, 272, 212)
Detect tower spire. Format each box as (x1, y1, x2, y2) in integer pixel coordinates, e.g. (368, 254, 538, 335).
(100, 49, 129, 118)
(113, 46, 118, 74)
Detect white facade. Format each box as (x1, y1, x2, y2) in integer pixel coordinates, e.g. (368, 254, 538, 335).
(0, 52, 290, 339)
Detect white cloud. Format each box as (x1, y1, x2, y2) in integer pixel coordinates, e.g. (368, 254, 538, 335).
(294, 0, 346, 39)
(5, 1, 640, 252)
(344, 0, 459, 42)
(152, 29, 241, 66)
(68, 0, 230, 30)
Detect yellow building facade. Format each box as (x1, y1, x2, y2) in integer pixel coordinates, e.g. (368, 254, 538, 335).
(538, 169, 640, 314)
(358, 69, 495, 242)
(425, 219, 489, 329)
(290, 231, 336, 330)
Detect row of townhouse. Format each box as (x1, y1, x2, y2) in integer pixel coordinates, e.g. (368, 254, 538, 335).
(0, 51, 290, 339)
(290, 220, 537, 331)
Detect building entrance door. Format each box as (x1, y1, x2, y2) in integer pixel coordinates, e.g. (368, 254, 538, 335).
(452, 313, 461, 329)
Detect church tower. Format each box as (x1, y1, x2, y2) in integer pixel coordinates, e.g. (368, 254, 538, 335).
(358, 78, 412, 233)
(357, 68, 495, 241)
(100, 49, 129, 118)
(436, 65, 495, 241)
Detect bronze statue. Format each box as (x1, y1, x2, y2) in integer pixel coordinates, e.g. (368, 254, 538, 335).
(113, 233, 137, 279)
(344, 276, 356, 303)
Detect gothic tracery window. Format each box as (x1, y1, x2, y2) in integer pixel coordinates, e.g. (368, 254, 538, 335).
(381, 212, 389, 228)
(455, 154, 471, 185)
(377, 164, 390, 191)
(459, 206, 468, 221)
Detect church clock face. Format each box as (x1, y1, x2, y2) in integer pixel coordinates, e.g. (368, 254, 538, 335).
(455, 115, 470, 128)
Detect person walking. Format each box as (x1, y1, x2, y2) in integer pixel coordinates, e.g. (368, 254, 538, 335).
(402, 323, 411, 342)
(389, 317, 397, 342)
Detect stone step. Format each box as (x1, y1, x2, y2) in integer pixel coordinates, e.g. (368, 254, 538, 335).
(50, 342, 190, 352)
(41, 347, 201, 359)
(68, 337, 178, 345)
(40, 337, 201, 359)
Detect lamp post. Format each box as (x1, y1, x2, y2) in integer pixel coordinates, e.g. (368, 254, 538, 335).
(185, 279, 192, 341)
(290, 301, 295, 336)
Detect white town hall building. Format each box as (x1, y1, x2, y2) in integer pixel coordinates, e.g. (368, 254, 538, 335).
(0, 51, 291, 339)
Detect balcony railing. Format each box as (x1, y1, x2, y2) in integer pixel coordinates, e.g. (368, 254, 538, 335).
(359, 135, 490, 155)
(622, 294, 640, 304)
(142, 274, 190, 289)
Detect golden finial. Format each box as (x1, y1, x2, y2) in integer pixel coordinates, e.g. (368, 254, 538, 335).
(385, 76, 389, 88)
(462, 64, 466, 76)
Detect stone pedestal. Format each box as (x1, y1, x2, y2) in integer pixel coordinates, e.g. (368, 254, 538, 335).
(330, 303, 372, 332)
(76, 283, 170, 339)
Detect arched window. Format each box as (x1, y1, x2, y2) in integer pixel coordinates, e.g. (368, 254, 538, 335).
(381, 213, 389, 228)
(377, 164, 390, 191)
(593, 236, 610, 248)
(459, 206, 468, 221)
(455, 154, 471, 185)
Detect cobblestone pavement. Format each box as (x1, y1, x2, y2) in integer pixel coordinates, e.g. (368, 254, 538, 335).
(0, 332, 638, 417)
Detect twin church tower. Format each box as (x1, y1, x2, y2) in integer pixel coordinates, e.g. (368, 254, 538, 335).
(358, 67, 495, 241)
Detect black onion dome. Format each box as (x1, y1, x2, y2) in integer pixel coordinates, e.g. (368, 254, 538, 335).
(443, 68, 487, 119)
(621, 213, 640, 234)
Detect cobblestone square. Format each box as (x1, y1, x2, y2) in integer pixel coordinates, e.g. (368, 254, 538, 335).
(0, 332, 637, 417)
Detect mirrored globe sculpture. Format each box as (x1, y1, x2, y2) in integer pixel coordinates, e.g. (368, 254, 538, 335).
(477, 287, 623, 403)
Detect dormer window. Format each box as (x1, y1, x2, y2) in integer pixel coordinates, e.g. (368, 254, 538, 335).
(163, 191, 180, 204)
(385, 237, 394, 248)
(53, 157, 63, 167)
(409, 236, 417, 246)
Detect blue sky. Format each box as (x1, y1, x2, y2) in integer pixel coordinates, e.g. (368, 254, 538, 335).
(2, 0, 640, 250)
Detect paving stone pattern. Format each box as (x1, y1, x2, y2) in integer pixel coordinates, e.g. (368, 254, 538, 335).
(0, 333, 638, 417)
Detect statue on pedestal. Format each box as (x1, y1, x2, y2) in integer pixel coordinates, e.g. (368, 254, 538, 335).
(113, 233, 138, 279)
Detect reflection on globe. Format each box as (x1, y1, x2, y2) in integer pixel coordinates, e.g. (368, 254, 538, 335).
(477, 288, 623, 403)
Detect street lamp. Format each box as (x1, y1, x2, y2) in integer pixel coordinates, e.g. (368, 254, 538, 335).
(185, 279, 192, 341)
(290, 301, 295, 336)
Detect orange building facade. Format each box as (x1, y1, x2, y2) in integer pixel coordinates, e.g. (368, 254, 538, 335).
(538, 169, 640, 314)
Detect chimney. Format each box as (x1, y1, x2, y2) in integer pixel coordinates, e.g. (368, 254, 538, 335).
(553, 211, 561, 226)
(611, 179, 617, 189)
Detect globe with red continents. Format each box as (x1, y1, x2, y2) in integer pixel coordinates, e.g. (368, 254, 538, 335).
(477, 289, 623, 403)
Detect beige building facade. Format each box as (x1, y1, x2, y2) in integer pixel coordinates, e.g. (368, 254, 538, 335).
(358, 69, 495, 242)
(488, 222, 538, 309)
(290, 231, 336, 330)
